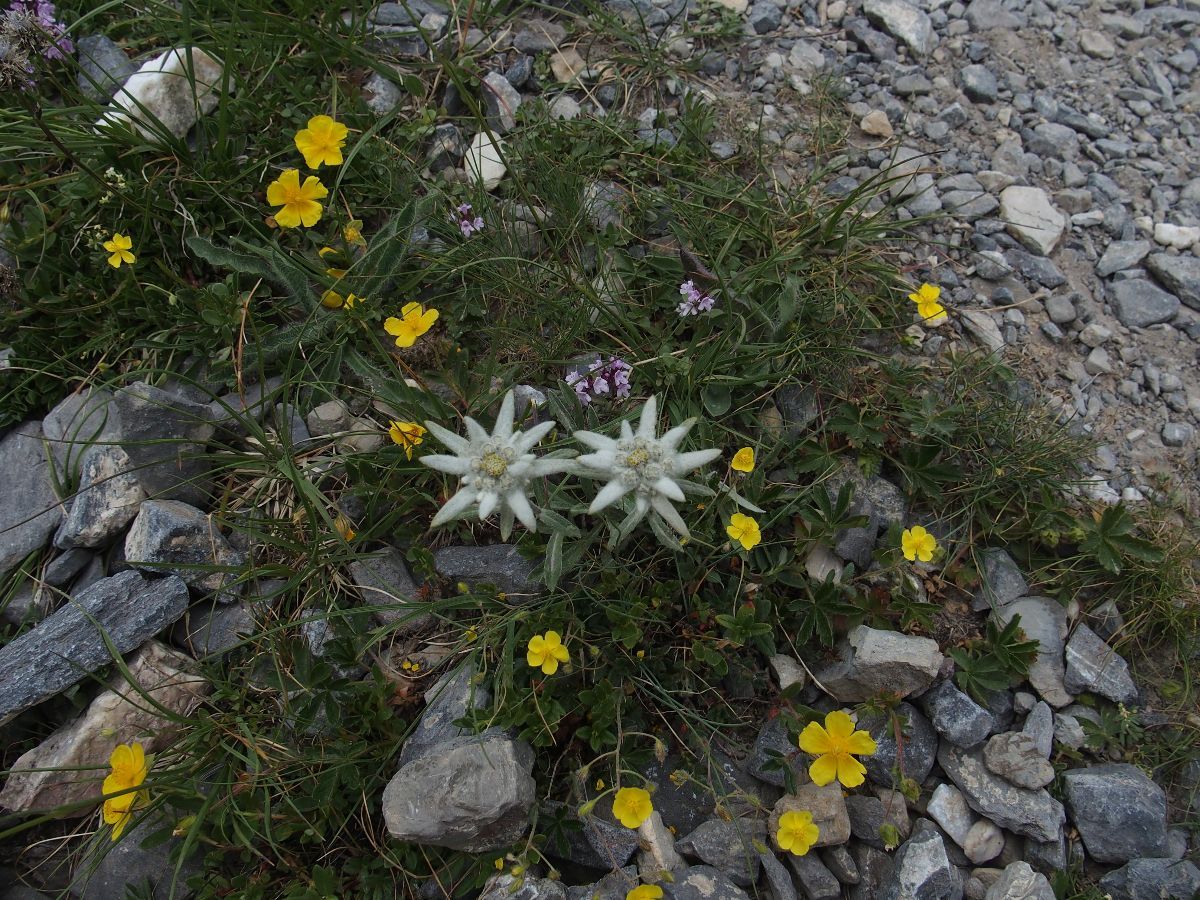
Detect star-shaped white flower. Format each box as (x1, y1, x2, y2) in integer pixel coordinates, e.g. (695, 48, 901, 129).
(574, 395, 720, 538)
(422, 391, 572, 538)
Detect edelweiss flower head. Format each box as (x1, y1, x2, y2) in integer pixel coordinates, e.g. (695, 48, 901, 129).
(574, 396, 720, 538)
(421, 391, 572, 539)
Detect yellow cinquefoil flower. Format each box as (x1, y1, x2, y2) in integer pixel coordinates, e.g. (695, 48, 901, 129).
(901, 525, 938, 562)
(334, 513, 356, 541)
(776, 810, 820, 856)
(731, 446, 755, 473)
(344, 219, 366, 246)
(798, 710, 878, 788)
(294, 114, 349, 169)
(384, 302, 439, 348)
(726, 512, 762, 550)
(266, 169, 327, 228)
(102, 233, 135, 269)
(626, 887, 664, 900)
(102, 742, 150, 841)
(527, 631, 569, 675)
(611, 786, 653, 829)
(388, 420, 426, 459)
(907, 282, 948, 325)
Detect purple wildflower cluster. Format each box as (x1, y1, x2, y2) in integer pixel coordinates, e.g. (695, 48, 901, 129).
(7, 0, 72, 59)
(565, 356, 633, 407)
(677, 280, 715, 317)
(454, 202, 484, 238)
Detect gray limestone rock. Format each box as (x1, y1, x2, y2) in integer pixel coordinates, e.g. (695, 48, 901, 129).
(1095, 241, 1151, 278)
(54, 445, 145, 550)
(0, 422, 63, 577)
(1108, 279, 1181, 328)
(937, 745, 1065, 843)
(759, 850, 797, 900)
(862, 0, 935, 54)
(1097, 858, 1200, 900)
(668, 866, 750, 900)
(918, 679, 994, 748)
(676, 819, 765, 886)
(348, 547, 431, 633)
(861, 702, 939, 786)
(124, 500, 244, 597)
(960, 65, 998, 103)
(964, 0, 1026, 29)
(398, 663, 493, 766)
(846, 791, 911, 849)
(747, 717, 806, 788)
(71, 814, 202, 900)
(972, 549, 1028, 612)
(0, 571, 189, 725)
(1021, 702, 1053, 758)
(512, 19, 566, 53)
(787, 853, 840, 900)
(543, 801, 639, 871)
(849, 844, 894, 900)
(820, 844, 859, 884)
(999, 187, 1065, 256)
(1062, 763, 1168, 864)
(1145, 253, 1200, 310)
(482, 874, 566, 900)
(982, 732, 1054, 790)
(771, 784, 850, 849)
(813, 625, 943, 702)
(481, 71, 522, 133)
(991, 598, 1071, 708)
(983, 861, 1054, 899)
(75, 35, 136, 102)
(381, 734, 536, 852)
(880, 823, 961, 900)
(172, 598, 259, 656)
(1062, 624, 1137, 704)
(433, 544, 541, 596)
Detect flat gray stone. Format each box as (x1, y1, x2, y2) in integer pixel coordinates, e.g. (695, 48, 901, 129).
(863, 0, 935, 54)
(75, 34, 136, 103)
(972, 549, 1028, 611)
(846, 791, 911, 849)
(0, 422, 62, 578)
(965, 0, 1026, 29)
(382, 734, 536, 852)
(543, 800, 639, 871)
(984, 861, 1054, 899)
(814, 625, 943, 702)
(676, 819, 765, 886)
(917, 679, 994, 748)
(880, 823, 961, 900)
(54, 445, 145, 550)
(1109, 279, 1181, 328)
(1145, 252, 1200, 310)
(1021, 702, 1053, 758)
(1062, 763, 1167, 864)
(481, 71, 522, 133)
(983, 732, 1054, 789)
(669, 866, 751, 900)
(991, 597, 1072, 708)
(512, 19, 566, 53)
(861, 702, 939, 786)
(0, 571, 189, 725)
(399, 663, 493, 766)
(787, 854, 840, 900)
(1063, 624, 1137, 704)
(1095, 240, 1151, 277)
(348, 547, 431, 633)
(999, 186, 1065, 256)
(124, 500, 244, 597)
(1097, 857, 1200, 900)
(71, 814, 202, 900)
(937, 744, 1065, 843)
(432, 544, 541, 596)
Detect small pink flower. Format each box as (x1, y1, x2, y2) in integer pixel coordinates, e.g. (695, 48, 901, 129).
(453, 202, 485, 237)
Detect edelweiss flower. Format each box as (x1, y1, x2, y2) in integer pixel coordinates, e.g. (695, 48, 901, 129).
(575, 396, 720, 538)
(421, 391, 571, 538)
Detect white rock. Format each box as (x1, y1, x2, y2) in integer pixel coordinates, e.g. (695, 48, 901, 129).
(98, 47, 224, 141)
(715, 0, 748, 11)
(769, 654, 807, 692)
(960, 309, 1006, 352)
(1153, 223, 1200, 250)
(0, 641, 207, 814)
(963, 819, 1005, 864)
(805, 544, 843, 583)
(550, 48, 586, 83)
(548, 94, 582, 120)
(999, 186, 1066, 256)
(638, 811, 685, 879)
(860, 109, 894, 138)
(928, 783, 975, 847)
(466, 132, 507, 191)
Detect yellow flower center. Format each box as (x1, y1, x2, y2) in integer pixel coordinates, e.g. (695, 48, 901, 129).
(625, 447, 650, 467)
(480, 452, 508, 477)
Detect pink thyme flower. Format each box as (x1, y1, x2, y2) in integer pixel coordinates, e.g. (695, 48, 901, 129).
(677, 279, 716, 317)
(566, 356, 633, 406)
(454, 202, 485, 238)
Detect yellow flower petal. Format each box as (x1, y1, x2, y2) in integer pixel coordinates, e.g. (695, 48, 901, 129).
(845, 730, 878, 756)
(824, 710, 856, 741)
(808, 753, 839, 786)
(836, 753, 867, 788)
(731, 446, 755, 472)
(797, 721, 834, 755)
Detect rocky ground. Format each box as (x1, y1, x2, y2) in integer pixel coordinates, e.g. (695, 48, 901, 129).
(690, 0, 1200, 504)
(2, 0, 1200, 898)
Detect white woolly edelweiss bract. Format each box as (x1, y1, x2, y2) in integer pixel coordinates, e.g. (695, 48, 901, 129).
(574, 395, 721, 538)
(421, 391, 572, 539)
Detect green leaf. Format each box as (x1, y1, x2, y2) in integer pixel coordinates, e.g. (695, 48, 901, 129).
(701, 383, 732, 417)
